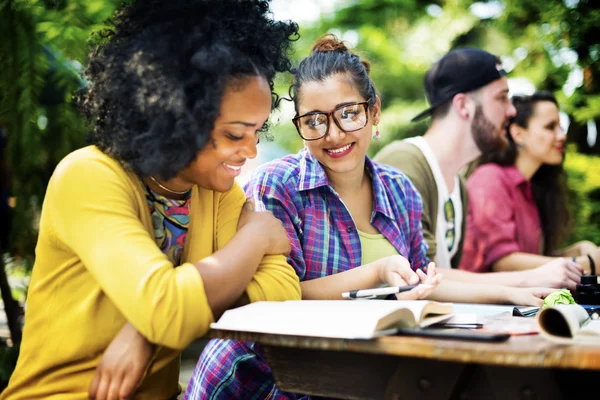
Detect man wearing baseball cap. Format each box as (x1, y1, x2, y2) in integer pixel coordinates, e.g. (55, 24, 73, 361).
(374, 48, 582, 290)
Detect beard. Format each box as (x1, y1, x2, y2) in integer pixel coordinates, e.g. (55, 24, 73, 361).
(471, 105, 509, 153)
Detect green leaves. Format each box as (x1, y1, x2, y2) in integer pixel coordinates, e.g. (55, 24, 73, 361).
(275, 0, 599, 155)
(502, 0, 600, 123)
(0, 0, 121, 265)
(564, 146, 600, 245)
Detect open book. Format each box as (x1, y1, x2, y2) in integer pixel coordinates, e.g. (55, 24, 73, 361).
(432, 312, 485, 329)
(210, 300, 454, 339)
(537, 304, 600, 344)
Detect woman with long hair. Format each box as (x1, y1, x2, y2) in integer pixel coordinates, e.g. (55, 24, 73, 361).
(460, 91, 599, 274)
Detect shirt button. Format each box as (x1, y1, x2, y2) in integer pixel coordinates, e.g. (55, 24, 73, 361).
(346, 226, 354, 233)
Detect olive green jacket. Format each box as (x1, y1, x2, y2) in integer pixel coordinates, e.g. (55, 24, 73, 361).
(374, 140, 468, 268)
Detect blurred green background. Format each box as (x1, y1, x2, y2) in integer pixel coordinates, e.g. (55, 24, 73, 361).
(266, 0, 600, 245)
(0, 0, 599, 386)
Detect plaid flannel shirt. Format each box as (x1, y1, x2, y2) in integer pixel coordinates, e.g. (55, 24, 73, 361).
(185, 148, 429, 400)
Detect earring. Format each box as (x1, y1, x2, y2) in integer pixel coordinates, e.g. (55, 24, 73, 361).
(517, 142, 525, 151)
(373, 126, 380, 142)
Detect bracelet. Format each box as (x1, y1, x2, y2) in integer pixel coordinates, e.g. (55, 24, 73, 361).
(587, 254, 596, 276)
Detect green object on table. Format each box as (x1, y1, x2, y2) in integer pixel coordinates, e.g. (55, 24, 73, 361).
(543, 289, 575, 307)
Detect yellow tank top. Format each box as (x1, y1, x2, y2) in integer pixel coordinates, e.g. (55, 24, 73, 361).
(358, 230, 399, 265)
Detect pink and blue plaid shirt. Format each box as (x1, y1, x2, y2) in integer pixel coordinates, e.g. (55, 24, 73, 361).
(185, 148, 429, 400)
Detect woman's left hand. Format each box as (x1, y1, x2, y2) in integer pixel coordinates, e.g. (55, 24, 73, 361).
(396, 262, 443, 300)
(89, 323, 155, 400)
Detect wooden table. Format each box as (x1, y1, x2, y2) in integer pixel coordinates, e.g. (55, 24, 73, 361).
(211, 326, 600, 400)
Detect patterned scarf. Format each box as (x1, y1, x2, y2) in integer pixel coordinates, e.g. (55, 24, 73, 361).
(143, 184, 191, 266)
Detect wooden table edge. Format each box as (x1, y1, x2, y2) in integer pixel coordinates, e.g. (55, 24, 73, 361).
(208, 329, 600, 370)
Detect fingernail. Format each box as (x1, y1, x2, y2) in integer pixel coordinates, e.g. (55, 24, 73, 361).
(410, 276, 419, 284)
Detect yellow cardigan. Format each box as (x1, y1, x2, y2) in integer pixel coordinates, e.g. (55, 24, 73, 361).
(1, 146, 300, 399)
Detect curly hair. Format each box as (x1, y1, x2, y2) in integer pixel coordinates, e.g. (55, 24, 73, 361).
(78, 0, 298, 179)
(478, 91, 571, 254)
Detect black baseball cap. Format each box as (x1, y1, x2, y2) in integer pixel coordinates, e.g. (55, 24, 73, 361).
(411, 48, 507, 122)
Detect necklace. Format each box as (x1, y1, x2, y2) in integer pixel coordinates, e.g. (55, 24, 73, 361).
(149, 176, 191, 196)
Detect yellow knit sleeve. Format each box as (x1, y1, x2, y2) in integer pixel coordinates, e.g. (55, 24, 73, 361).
(48, 152, 211, 349)
(215, 184, 301, 302)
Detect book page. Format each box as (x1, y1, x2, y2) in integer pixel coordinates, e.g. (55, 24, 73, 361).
(211, 300, 453, 339)
(434, 312, 485, 328)
(438, 304, 514, 330)
(451, 303, 515, 316)
(392, 300, 455, 327)
(578, 319, 600, 339)
(482, 313, 540, 336)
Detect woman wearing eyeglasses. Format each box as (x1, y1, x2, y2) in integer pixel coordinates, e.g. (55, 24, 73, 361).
(185, 35, 555, 400)
(460, 91, 599, 275)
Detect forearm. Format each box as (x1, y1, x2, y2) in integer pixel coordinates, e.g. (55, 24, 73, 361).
(232, 293, 251, 309)
(441, 268, 530, 288)
(555, 240, 598, 260)
(556, 243, 583, 258)
(194, 225, 269, 318)
(494, 252, 593, 274)
(493, 252, 556, 272)
(300, 262, 380, 300)
(426, 279, 510, 304)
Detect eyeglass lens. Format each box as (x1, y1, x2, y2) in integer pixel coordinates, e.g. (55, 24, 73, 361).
(295, 103, 368, 140)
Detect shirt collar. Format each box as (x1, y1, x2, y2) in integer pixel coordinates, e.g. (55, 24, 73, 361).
(296, 148, 396, 220)
(297, 148, 330, 191)
(504, 165, 529, 187)
(367, 158, 396, 220)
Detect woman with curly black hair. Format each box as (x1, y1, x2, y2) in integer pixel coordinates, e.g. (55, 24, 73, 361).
(460, 91, 599, 274)
(1, 1, 300, 399)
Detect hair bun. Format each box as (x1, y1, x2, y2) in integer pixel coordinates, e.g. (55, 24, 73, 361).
(310, 33, 371, 74)
(311, 34, 348, 53)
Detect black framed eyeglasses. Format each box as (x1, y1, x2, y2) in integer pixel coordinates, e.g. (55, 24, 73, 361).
(292, 101, 370, 141)
(444, 198, 455, 252)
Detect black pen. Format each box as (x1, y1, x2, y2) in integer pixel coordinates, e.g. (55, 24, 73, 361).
(342, 284, 434, 299)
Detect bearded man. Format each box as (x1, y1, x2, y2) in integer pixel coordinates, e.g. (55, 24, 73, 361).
(374, 48, 581, 289)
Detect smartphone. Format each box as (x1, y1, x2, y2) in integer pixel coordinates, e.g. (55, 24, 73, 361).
(395, 327, 510, 342)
